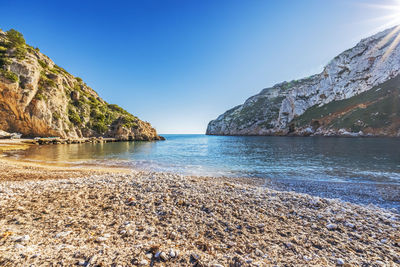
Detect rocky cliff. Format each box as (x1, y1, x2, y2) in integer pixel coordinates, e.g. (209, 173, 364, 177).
(0, 29, 162, 140)
(207, 26, 400, 137)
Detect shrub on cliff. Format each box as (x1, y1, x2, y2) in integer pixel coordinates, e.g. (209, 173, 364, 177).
(0, 69, 18, 82)
(68, 107, 82, 125)
(6, 29, 25, 47)
(6, 29, 27, 60)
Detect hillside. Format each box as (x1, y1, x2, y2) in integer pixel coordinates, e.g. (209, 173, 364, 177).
(0, 29, 162, 141)
(207, 26, 400, 137)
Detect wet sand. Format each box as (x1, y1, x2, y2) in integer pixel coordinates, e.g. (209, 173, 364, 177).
(0, 158, 399, 266)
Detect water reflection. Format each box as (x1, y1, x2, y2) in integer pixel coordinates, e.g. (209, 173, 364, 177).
(13, 135, 400, 184)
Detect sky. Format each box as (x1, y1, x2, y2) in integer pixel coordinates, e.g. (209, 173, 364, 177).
(1, 0, 399, 134)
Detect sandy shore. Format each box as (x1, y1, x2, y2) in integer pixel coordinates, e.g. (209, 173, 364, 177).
(0, 158, 399, 266)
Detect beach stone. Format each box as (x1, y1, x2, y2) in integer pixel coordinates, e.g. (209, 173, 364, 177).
(14, 243, 25, 249)
(191, 253, 200, 262)
(12, 235, 30, 242)
(146, 227, 155, 234)
(285, 242, 293, 249)
(212, 264, 224, 267)
(145, 253, 153, 259)
(138, 259, 148, 266)
(55, 231, 72, 238)
(96, 236, 108, 242)
(337, 258, 345, 265)
(255, 248, 263, 256)
(160, 251, 168, 261)
(169, 249, 177, 258)
(326, 223, 338, 230)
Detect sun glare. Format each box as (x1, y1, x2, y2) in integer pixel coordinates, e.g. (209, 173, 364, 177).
(364, 0, 400, 61)
(365, 0, 400, 26)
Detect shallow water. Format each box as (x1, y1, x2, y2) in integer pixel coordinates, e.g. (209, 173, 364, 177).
(10, 134, 400, 184)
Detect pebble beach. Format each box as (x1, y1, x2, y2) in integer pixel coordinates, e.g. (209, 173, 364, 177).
(0, 159, 399, 266)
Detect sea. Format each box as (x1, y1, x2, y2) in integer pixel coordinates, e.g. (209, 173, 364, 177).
(10, 134, 400, 184)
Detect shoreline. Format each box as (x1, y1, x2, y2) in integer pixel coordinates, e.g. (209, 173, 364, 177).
(1, 142, 400, 213)
(266, 177, 400, 213)
(0, 157, 399, 265)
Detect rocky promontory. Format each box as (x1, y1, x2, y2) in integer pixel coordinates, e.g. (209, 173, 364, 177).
(0, 29, 162, 141)
(207, 26, 400, 137)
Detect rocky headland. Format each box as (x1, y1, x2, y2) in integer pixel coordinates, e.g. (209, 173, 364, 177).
(207, 26, 400, 137)
(0, 29, 162, 141)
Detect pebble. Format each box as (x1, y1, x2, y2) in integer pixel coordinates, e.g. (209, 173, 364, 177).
(191, 253, 200, 261)
(337, 258, 345, 265)
(14, 243, 25, 249)
(12, 235, 30, 242)
(55, 231, 72, 238)
(255, 248, 263, 256)
(138, 259, 148, 266)
(96, 236, 108, 242)
(303, 256, 312, 261)
(326, 223, 338, 230)
(212, 264, 224, 267)
(145, 253, 153, 259)
(77, 259, 86, 266)
(159, 251, 168, 261)
(344, 222, 355, 228)
(146, 227, 155, 234)
(169, 249, 177, 258)
(285, 242, 293, 249)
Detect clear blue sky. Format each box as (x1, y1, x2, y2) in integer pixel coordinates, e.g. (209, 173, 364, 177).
(1, 0, 398, 133)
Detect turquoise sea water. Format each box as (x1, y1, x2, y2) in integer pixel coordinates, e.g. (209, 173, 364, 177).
(12, 134, 400, 184)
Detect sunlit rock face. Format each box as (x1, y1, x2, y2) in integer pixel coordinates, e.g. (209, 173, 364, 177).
(0, 30, 161, 140)
(207, 26, 400, 137)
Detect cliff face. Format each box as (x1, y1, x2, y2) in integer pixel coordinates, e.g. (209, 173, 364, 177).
(207, 26, 400, 137)
(0, 29, 162, 140)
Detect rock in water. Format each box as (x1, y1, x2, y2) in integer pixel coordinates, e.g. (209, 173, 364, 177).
(206, 26, 400, 137)
(0, 29, 162, 141)
(0, 130, 11, 139)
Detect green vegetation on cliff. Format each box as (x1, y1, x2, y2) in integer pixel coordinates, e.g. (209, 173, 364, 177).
(0, 29, 26, 82)
(292, 75, 400, 133)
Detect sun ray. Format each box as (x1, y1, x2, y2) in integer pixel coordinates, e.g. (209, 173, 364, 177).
(376, 25, 400, 50)
(361, 13, 400, 24)
(359, 0, 400, 62)
(382, 30, 400, 61)
(362, 3, 400, 11)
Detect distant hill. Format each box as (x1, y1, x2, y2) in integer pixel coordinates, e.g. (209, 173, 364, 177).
(0, 29, 162, 140)
(207, 26, 400, 137)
